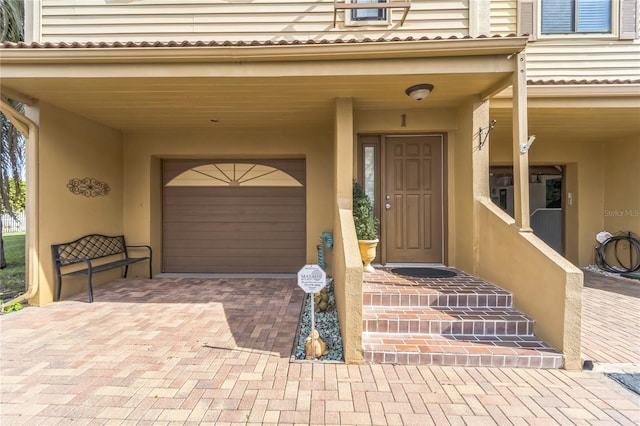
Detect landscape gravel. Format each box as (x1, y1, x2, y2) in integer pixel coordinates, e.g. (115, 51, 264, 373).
(294, 278, 344, 361)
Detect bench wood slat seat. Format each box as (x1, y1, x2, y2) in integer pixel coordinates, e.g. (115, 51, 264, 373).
(52, 234, 152, 303)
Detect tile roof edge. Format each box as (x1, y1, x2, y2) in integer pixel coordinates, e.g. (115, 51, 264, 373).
(528, 79, 640, 85)
(0, 34, 521, 49)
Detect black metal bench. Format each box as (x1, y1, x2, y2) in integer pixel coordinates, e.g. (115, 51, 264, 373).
(51, 234, 152, 303)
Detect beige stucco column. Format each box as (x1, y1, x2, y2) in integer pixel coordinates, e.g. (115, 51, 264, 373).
(512, 53, 532, 231)
(0, 100, 40, 308)
(472, 99, 491, 275)
(334, 98, 353, 205)
(333, 97, 364, 364)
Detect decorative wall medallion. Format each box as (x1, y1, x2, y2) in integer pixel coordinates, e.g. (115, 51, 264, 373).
(67, 178, 111, 197)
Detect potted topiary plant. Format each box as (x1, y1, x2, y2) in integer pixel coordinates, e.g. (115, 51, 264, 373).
(353, 181, 379, 272)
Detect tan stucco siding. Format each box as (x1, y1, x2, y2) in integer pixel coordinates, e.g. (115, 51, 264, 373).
(36, 102, 124, 305)
(604, 136, 640, 237)
(477, 200, 583, 370)
(122, 126, 334, 276)
(334, 98, 364, 364)
(526, 39, 640, 81)
(38, 0, 471, 43)
(490, 137, 607, 268)
(448, 101, 477, 271)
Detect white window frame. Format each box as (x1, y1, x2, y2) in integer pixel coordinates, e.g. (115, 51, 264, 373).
(344, 0, 392, 27)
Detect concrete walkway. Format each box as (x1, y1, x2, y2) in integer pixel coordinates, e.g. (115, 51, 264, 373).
(1, 273, 639, 425)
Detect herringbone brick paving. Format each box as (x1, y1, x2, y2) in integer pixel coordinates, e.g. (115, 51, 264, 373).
(1, 274, 639, 425)
(581, 271, 640, 367)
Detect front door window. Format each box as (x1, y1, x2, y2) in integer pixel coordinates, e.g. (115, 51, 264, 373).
(363, 146, 376, 207)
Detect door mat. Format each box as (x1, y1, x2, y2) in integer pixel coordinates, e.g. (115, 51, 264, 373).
(606, 373, 640, 396)
(390, 267, 457, 279)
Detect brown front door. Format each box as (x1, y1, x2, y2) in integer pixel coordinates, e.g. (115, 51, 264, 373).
(384, 135, 443, 263)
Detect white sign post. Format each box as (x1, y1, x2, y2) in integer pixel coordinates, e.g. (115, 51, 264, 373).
(297, 264, 327, 360)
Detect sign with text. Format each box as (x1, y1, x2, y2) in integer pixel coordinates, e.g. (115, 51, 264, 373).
(297, 264, 327, 294)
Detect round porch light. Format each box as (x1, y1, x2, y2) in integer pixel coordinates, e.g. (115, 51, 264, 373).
(405, 84, 434, 101)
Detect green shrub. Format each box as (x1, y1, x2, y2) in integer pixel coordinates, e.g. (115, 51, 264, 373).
(353, 181, 379, 241)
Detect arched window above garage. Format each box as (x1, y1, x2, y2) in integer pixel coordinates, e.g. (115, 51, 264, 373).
(166, 163, 303, 187)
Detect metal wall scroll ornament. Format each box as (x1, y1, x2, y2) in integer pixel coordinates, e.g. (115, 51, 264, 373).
(67, 178, 111, 197)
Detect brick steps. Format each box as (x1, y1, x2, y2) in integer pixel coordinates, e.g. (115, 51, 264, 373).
(362, 268, 565, 368)
(363, 306, 535, 336)
(363, 333, 564, 368)
(363, 287, 512, 308)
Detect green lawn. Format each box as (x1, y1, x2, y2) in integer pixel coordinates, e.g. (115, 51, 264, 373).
(0, 232, 26, 301)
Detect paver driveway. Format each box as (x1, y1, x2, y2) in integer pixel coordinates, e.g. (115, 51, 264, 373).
(1, 274, 639, 425)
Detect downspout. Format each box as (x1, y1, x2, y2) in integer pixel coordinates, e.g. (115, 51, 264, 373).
(1, 99, 39, 310)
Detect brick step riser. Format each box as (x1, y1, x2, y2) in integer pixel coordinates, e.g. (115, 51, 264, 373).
(363, 319, 534, 336)
(361, 271, 564, 368)
(363, 293, 513, 308)
(363, 351, 564, 368)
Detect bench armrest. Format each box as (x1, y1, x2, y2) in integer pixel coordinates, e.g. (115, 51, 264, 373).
(126, 245, 152, 256)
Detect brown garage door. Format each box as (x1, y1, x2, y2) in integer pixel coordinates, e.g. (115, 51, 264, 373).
(162, 159, 306, 273)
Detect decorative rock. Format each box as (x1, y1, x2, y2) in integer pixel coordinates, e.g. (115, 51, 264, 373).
(313, 288, 332, 312)
(295, 277, 344, 361)
(305, 329, 328, 359)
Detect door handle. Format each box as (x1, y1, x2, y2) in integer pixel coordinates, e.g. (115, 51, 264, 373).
(385, 203, 391, 210)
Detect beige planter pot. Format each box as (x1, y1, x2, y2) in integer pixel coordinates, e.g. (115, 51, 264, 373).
(358, 239, 379, 273)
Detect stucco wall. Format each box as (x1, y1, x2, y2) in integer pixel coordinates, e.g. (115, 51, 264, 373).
(122, 126, 334, 275)
(449, 102, 476, 271)
(490, 137, 606, 267)
(604, 136, 640, 237)
(461, 96, 584, 369)
(35, 102, 124, 305)
(334, 98, 364, 364)
(477, 200, 583, 369)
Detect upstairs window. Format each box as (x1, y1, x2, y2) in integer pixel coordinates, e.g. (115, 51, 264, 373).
(352, 0, 388, 22)
(541, 0, 612, 34)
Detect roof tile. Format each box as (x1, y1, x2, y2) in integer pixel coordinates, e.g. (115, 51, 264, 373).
(0, 34, 520, 50)
(528, 79, 640, 85)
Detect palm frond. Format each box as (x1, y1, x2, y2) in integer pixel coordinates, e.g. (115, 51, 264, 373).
(0, 0, 24, 42)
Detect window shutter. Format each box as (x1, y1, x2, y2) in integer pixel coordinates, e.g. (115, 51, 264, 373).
(620, 0, 639, 40)
(518, 0, 538, 40)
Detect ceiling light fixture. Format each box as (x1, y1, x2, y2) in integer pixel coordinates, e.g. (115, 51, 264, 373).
(405, 84, 434, 101)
